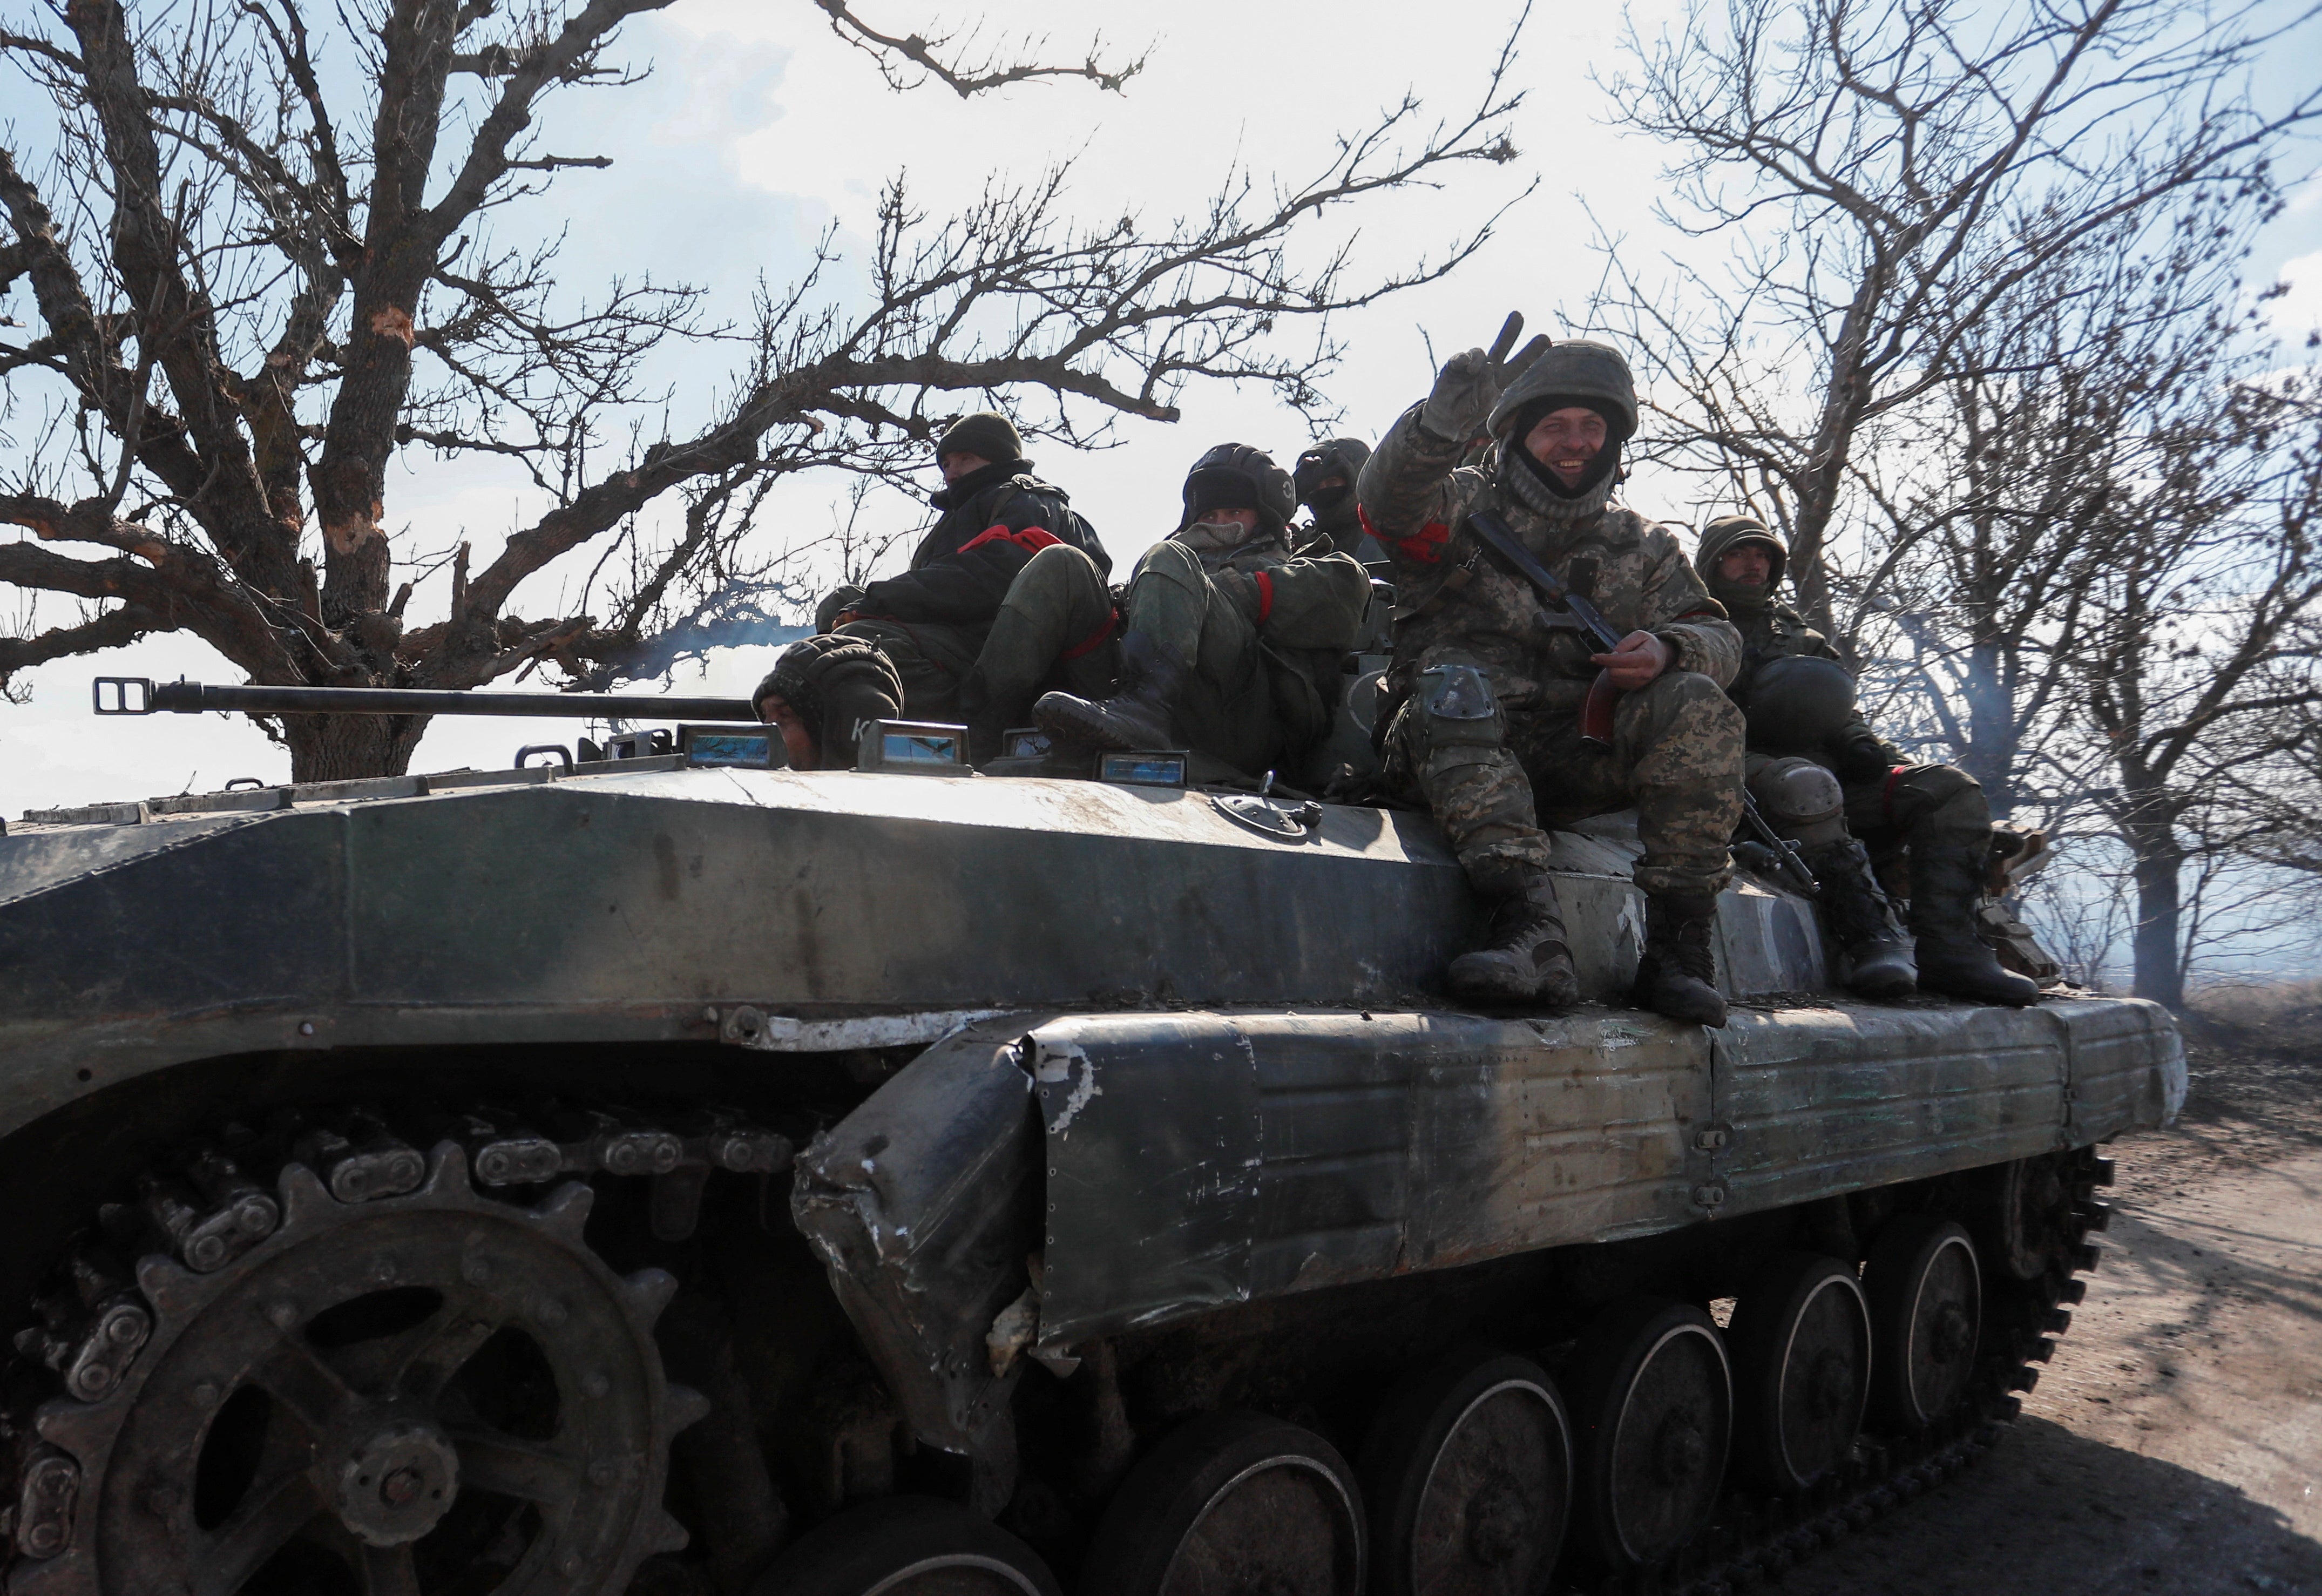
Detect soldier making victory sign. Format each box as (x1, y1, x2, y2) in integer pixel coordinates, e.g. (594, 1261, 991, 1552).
(1360, 319, 1747, 1027)
(1694, 515, 2041, 1007)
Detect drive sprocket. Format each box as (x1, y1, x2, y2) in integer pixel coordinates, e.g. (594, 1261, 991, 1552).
(7, 1142, 704, 1596)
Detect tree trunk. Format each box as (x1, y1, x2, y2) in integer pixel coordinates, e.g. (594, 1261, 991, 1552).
(2128, 835, 2185, 1010)
(282, 713, 432, 783)
(2117, 768, 2186, 1009)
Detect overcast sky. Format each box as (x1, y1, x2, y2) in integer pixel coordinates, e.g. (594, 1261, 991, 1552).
(3, 0, 2319, 816)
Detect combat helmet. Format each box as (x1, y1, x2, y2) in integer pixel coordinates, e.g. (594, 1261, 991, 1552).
(1743, 654, 1859, 754)
(1178, 443, 1298, 536)
(1695, 512, 1789, 591)
(1486, 339, 1638, 445)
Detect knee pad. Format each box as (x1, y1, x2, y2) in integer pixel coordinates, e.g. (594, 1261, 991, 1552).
(1749, 755, 1847, 846)
(1415, 661, 1507, 776)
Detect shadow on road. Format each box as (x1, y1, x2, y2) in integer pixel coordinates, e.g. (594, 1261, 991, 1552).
(1779, 1415, 2319, 1595)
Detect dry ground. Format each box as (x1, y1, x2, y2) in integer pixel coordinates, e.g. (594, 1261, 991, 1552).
(1786, 989, 2322, 1596)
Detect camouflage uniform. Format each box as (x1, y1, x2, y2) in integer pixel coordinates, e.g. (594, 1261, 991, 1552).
(1359, 333, 1744, 1023)
(1364, 425, 1743, 900)
(1692, 517, 1992, 867)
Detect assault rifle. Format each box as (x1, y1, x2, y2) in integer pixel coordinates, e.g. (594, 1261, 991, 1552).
(1464, 509, 1820, 898)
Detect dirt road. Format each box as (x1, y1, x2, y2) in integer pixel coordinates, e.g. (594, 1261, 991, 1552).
(1786, 1027, 2322, 1596)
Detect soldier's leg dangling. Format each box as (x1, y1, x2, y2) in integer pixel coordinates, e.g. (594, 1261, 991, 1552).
(958, 544, 1116, 758)
(1747, 754, 1915, 999)
(1388, 661, 1578, 1006)
(1860, 764, 2040, 1006)
(1616, 671, 1745, 1027)
(1035, 543, 1207, 752)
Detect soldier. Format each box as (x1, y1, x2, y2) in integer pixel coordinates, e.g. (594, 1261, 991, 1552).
(1361, 331, 1745, 1026)
(1035, 444, 1372, 781)
(817, 412, 1115, 750)
(1695, 515, 2040, 1006)
(1292, 437, 1381, 559)
(753, 635, 905, 771)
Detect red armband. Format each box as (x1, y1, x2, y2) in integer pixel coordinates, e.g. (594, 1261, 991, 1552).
(1253, 570, 1275, 623)
(958, 523, 1064, 556)
(1389, 516, 1452, 565)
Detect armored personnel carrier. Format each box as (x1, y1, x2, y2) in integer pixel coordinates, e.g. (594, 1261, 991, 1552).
(0, 677, 2181, 1596)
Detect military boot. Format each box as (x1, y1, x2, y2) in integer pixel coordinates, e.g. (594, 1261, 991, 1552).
(1908, 843, 2042, 1007)
(1034, 631, 1187, 750)
(1801, 839, 1918, 999)
(1632, 891, 1728, 1027)
(1447, 864, 1581, 1006)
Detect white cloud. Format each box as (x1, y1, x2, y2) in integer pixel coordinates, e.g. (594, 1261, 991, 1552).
(2265, 249, 2322, 344)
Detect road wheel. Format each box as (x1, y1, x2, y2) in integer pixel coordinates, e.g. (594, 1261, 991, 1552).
(1982, 1157, 2074, 1282)
(1566, 1299, 1731, 1574)
(751, 1497, 1061, 1595)
(1079, 1411, 1365, 1596)
(1864, 1216, 1982, 1431)
(1360, 1349, 1572, 1596)
(1728, 1253, 1872, 1492)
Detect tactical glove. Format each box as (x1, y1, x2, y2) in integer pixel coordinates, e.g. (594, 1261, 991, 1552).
(1829, 730, 1897, 786)
(815, 584, 869, 634)
(1419, 312, 1553, 444)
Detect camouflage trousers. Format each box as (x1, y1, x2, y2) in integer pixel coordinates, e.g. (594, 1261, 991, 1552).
(838, 545, 1118, 741)
(1126, 540, 1282, 778)
(1385, 660, 1744, 897)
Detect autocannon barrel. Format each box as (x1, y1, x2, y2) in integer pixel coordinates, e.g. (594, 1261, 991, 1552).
(93, 677, 756, 721)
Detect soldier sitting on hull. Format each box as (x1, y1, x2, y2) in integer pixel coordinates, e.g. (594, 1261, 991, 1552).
(1291, 437, 1382, 560)
(752, 635, 904, 771)
(1035, 444, 1372, 782)
(1695, 514, 2041, 1007)
(818, 412, 1117, 756)
(1361, 332, 1746, 1027)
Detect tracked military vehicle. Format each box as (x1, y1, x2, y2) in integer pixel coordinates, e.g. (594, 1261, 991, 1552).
(0, 676, 2181, 1596)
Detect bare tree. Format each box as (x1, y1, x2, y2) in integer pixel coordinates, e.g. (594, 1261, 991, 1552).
(1591, 0, 2320, 638)
(2067, 383, 2322, 1006)
(1843, 178, 2281, 811)
(0, 1, 1527, 780)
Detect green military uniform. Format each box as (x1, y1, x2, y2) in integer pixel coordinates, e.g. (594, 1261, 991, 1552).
(1037, 444, 1371, 782)
(1120, 526, 1371, 779)
(1695, 513, 2039, 1006)
(1360, 332, 1744, 1024)
(1693, 517, 1991, 862)
(835, 545, 1121, 753)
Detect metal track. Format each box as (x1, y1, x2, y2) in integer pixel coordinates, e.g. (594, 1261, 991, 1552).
(1568, 1146, 2118, 1596)
(0, 1101, 790, 1595)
